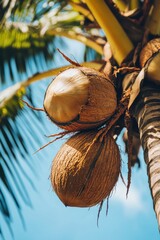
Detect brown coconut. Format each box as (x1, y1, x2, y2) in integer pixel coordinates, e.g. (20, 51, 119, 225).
(51, 130, 120, 207)
(44, 67, 117, 131)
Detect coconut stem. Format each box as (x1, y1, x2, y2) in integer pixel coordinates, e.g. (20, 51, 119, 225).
(84, 0, 134, 64)
(132, 82, 160, 229)
(57, 48, 81, 66)
(100, 89, 131, 140)
(147, 0, 160, 35)
(21, 99, 44, 112)
(81, 89, 131, 168)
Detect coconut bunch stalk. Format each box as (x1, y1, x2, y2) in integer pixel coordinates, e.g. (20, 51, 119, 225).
(51, 129, 121, 207)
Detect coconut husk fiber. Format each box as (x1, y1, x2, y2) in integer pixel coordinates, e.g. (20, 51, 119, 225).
(44, 67, 117, 131)
(51, 129, 121, 207)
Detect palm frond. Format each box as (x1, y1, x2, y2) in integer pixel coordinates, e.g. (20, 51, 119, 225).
(0, 85, 50, 237)
(0, 0, 104, 84)
(0, 1, 65, 84)
(0, 0, 61, 23)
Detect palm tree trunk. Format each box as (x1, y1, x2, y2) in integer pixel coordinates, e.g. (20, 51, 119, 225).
(132, 81, 160, 228)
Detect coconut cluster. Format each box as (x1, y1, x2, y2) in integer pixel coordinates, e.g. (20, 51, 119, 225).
(44, 66, 121, 207)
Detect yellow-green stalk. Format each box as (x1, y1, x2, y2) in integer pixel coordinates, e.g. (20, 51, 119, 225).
(114, 0, 128, 11)
(69, 1, 94, 21)
(23, 62, 103, 86)
(129, 0, 139, 10)
(148, 0, 160, 35)
(48, 28, 103, 54)
(84, 0, 134, 64)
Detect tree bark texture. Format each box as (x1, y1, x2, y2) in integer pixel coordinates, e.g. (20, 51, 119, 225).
(132, 81, 160, 228)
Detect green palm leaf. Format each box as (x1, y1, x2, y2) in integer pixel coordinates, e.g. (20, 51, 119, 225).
(0, 86, 47, 232)
(0, 0, 105, 83)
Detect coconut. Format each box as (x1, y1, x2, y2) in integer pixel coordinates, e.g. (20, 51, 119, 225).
(139, 38, 160, 84)
(50, 130, 120, 207)
(43, 67, 117, 131)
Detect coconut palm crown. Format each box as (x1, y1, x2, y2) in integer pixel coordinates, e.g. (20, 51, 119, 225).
(0, 0, 160, 238)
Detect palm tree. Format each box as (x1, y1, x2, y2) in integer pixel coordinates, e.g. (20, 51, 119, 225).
(0, 0, 160, 238)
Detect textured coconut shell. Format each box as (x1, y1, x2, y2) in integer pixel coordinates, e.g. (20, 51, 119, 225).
(44, 67, 117, 131)
(51, 130, 120, 207)
(140, 38, 160, 67)
(78, 67, 117, 122)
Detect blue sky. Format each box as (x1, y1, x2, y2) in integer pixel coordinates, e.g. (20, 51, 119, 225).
(1, 38, 160, 240)
(2, 132, 160, 240)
